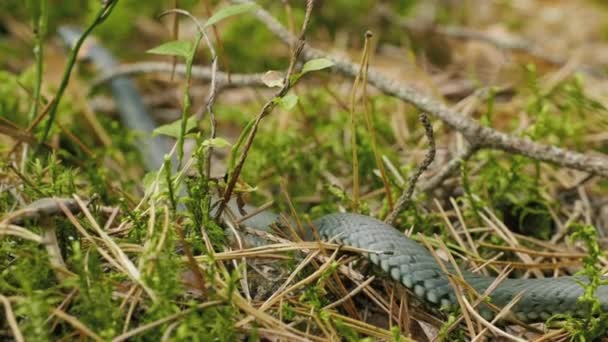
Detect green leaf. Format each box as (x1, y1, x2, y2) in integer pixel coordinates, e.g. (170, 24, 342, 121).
(301, 58, 334, 74)
(153, 116, 198, 137)
(202, 137, 232, 148)
(204, 3, 258, 28)
(147, 40, 193, 59)
(277, 94, 298, 111)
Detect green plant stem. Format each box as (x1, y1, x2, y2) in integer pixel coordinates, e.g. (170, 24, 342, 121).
(360, 31, 393, 212)
(177, 32, 203, 168)
(28, 0, 47, 123)
(164, 155, 177, 213)
(38, 0, 118, 147)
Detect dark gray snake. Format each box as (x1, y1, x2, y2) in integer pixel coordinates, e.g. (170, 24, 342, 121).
(58, 26, 608, 323)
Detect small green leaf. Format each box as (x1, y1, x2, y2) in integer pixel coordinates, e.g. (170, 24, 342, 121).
(202, 137, 232, 148)
(301, 58, 334, 74)
(147, 40, 193, 59)
(204, 3, 258, 28)
(153, 116, 198, 137)
(277, 94, 298, 111)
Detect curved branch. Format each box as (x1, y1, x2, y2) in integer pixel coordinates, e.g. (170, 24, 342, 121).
(92, 62, 265, 88)
(237, 0, 608, 177)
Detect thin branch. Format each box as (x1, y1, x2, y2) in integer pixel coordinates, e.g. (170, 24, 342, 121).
(184, 13, 221, 180)
(418, 143, 478, 193)
(241, 0, 608, 177)
(158, 9, 205, 167)
(91, 62, 265, 89)
(169, 0, 179, 80)
(39, 0, 118, 145)
(385, 113, 435, 225)
(202, 0, 231, 81)
(1, 197, 92, 225)
(215, 0, 316, 219)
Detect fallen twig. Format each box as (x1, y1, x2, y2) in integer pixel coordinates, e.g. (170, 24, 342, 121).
(1, 197, 91, 225)
(91, 62, 265, 89)
(386, 112, 436, 225)
(238, 0, 608, 177)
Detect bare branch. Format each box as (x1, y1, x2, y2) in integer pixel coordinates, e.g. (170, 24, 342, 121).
(91, 62, 265, 89)
(419, 143, 478, 193)
(195, 19, 220, 179)
(240, 0, 608, 177)
(1, 197, 90, 225)
(385, 113, 436, 225)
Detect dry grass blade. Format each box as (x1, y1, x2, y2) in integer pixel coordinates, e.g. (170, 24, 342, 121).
(472, 292, 525, 341)
(0, 224, 43, 243)
(225, 276, 322, 340)
(477, 242, 586, 258)
(74, 196, 157, 298)
(449, 197, 479, 256)
(0, 295, 24, 342)
(480, 209, 544, 278)
(235, 200, 274, 224)
(420, 235, 477, 337)
(260, 249, 321, 310)
(468, 258, 580, 270)
(533, 329, 569, 342)
(111, 301, 223, 342)
(51, 308, 104, 342)
(435, 199, 479, 263)
(248, 328, 319, 342)
(463, 294, 526, 342)
(55, 197, 158, 302)
(259, 247, 340, 312)
(235, 226, 366, 283)
(322, 275, 375, 310)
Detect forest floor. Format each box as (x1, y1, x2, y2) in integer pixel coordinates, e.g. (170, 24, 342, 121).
(2, 0, 608, 341)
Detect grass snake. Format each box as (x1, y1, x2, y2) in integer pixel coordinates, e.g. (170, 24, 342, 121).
(58, 26, 608, 323)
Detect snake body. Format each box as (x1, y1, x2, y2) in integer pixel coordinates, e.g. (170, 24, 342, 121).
(58, 27, 608, 323)
(314, 213, 608, 321)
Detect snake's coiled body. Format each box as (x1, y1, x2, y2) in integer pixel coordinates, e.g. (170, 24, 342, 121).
(314, 213, 608, 322)
(59, 26, 608, 324)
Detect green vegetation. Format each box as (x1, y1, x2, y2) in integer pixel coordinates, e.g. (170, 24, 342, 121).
(554, 224, 608, 341)
(2, 0, 608, 341)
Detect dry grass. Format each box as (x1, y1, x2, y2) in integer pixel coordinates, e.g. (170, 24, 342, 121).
(3, 0, 608, 340)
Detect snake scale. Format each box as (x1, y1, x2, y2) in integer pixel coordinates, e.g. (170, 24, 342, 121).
(58, 26, 608, 323)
